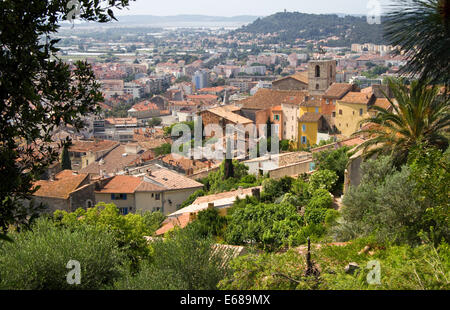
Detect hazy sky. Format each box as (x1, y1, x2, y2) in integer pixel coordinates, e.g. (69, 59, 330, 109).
(114, 0, 394, 17)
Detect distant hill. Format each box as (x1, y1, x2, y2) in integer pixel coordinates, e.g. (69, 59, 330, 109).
(60, 15, 260, 28)
(233, 12, 386, 46)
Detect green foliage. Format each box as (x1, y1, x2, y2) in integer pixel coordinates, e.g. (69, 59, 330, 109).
(60, 145, 72, 170)
(407, 145, 450, 244)
(304, 208, 328, 226)
(153, 143, 172, 156)
(355, 79, 449, 166)
(261, 176, 294, 202)
(189, 208, 227, 238)
(315, 238, 450, 290)
(308, 170, 338, 195)
(307, 189, 333, 210)
(290, 223, 327, 245)
(179, 189, 206, 210)
(304, 189, 333, 226)
(384, 0, 450, 84)
(220, 237, 450, 290)
(218, 250, 307, 290)
(313, 146, 351, 194)
(164, 121, 195, 137)
(202, 160, 250, 194)
(290, 177, 311, 206)
(53, 203, 159, 268)
(0, 0, 133, 234)
(114, 227, 231, 290)
(0, 217, 123, 290)
(337, 155, 444, 245)
(280, 139, 290, 151)
(139, 211, 166, 236)
(225, 203, 303, 251)
(234, 12, 385, 46)
(147, 117, 162, 127)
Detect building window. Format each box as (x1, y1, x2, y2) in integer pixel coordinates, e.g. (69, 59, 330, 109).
(339, 109, 343, 115)
(326, 99, 329, 105)
(315, 65, 320, 78)
(86, 200, 93, 209)
(302, 124, 306, 132)
(315, 84, 319, 90)
(353, 110, 355, 115)
(274, 114, 280, 121)
(119, 207, 129, 215)
(301, 136, 307, 144)
(360, 108, 363, 116)
(111, 193, 127, 200)
(155, 193, 161, 200)
(309, 162, 316, 172)
(332, 112, 336, 117)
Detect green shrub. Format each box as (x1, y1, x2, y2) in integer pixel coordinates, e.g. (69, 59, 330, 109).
(114, 227, 230, 290)
(338, 156, 434, 245)
(54, 203, 157, 270)
(291, 224, 327, 245)
(305, 208, 328, 225)
(218, 250, 307, 290)
(219, 238, 450, 290)
(0, 218, 123, 290)
(307, 189, 333, 210)
(179, 189, 205, 210)
(189, 208, 227, 238)
(308, 169, 338, 195)
(225, 203, 303, 251)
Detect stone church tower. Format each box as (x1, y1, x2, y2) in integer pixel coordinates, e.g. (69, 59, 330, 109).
(308, 60, 337, 95)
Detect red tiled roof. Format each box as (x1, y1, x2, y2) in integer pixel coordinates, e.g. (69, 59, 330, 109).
(324, 83, 354, 99)
(155, 213, 193, 236)
(96, 175, 142, 194)
(148, 169, 204, 190)
(69, 140, 118, 154)
(299, 112, 323, 123)
(241, 89, 308, 110)
(33, 170, 89, 199)
(130, 101, 159, 112)
(340, 92, 374, 105)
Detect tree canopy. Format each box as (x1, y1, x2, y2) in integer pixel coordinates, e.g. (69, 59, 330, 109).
(0, 0, 134, 235)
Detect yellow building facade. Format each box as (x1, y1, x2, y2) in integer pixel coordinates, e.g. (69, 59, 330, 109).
(298, 113, 322, 148)
(333, 92, 374, 137)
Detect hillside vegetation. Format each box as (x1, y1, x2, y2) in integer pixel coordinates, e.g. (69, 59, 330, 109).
(233, 12, 386, 46)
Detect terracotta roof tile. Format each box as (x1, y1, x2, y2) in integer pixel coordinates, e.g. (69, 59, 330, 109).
(241, 89, 308, 110)
(299, 112, 323, 123)
(147, 169, 203, 190)
(373, 98, 391, 110)
(80, 145, 141, 175)
(324, 83, 354, 99)
(96, 175, 142, 194)
(155, 213, 192, 236)
(203, 105, 253, 125)
(69, 140, 119, 153)
(340, 92, 374, 105)
(274, 72, 308, 85)
(33, 170, 89, 199)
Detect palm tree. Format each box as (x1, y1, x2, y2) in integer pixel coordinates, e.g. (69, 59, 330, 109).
(353, 79, 449, 165)
(384, 0, 450, 87)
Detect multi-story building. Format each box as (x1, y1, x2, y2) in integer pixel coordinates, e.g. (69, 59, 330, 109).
(308, 60, 337, 96)
(192, 70, 209, 90)
(334, 92, 375, 137)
